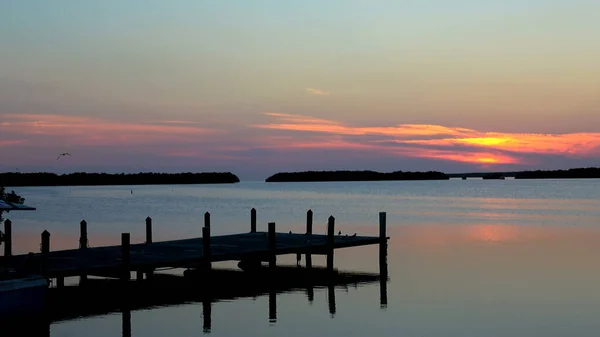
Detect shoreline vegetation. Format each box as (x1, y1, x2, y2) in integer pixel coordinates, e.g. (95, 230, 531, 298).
(513, 167, 600, 179)
(0, 172, 240, 187)
(265, 170, 450, 182)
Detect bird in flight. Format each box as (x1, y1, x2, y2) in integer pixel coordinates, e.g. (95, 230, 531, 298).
(56, 153, 71, 160)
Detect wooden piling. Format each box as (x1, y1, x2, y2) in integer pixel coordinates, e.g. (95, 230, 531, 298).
(145, 217, 152, 244)
(268, 222, 276, 269)
(122, 306, 131, 337)
(250, 208, 257, 233)
(202, 299, 212, 332)
(269, 289, 277, 322)
(41, 230, 50, 273)
(41, 230, 50, 254)
(3, 219, 12, 257)
(327, 283, 336, 316)
(379, 212, 388, 275)
(78, 220, 89, 283)
(79, 220, 88, 250)
(326, 216, 335, 272)
(204, 212, 211, 229)
(379, 212, 388, 309)
(305, 210, 313, 268)
(56, 277, 64, 288)
(121, 233, 130, 281)
(202, 226, 212, 271)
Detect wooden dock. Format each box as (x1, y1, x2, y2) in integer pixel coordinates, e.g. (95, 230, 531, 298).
(2, 209, 389, 284)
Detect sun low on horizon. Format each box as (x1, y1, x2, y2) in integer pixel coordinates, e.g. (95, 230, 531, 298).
(1, 1, 599, 180)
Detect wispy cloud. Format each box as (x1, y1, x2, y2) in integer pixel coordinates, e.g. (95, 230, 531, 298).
(305, 88, 331, 96)
(0, 114, 218, 146)
(254, 113, 600, 166)
(0, 140, 23, 147)
(150, 120, 200, 125)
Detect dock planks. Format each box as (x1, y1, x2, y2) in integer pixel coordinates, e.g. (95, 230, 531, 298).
(7, 232, 384, 278)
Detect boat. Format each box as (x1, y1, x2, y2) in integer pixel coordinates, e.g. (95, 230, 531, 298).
(0, 269, 49, 318)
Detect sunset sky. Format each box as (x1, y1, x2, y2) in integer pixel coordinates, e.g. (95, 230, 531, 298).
(1, 1, 599, 180)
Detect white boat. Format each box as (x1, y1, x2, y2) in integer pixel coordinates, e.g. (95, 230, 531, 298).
(0, 272, 49, 317)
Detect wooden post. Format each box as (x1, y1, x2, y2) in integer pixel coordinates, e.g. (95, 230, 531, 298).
(379, 212, 388, 309)
(328, 283, 336, 316)
(41, 230, 50, 274)
(379, 212, 388, 274)
(41, 230, 50, 254)
(326, 216, 335, 272)
(57, 277, 64, 288)
(122, 306, 131, 337)
(121, 233, 130, 281)
(269, 289, 277, 323)
(145, 217, 154, 279)
(268, 222, 276, 269)
(202, 299, 212, 332)
(204, 212, 210, 229)
(305, 210, 313, 268)
(3, 219, 12, 257)
(79, 220, 89, 283)
(306, 209, 313, 234)
(306, 285, 314, 303)
(136, 270, 143, 281)
(202, 226, 211, 270)
(145, 217, 152, 244)
(250, 208, 256, 233)
(79, 220, 88, 250)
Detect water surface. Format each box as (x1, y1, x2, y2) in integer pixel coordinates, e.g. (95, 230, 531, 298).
(5, 178, 600, 337)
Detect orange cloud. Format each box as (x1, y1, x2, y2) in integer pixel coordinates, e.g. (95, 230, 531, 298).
(254, 112, 600, 166)
(306, 88, 331, 96)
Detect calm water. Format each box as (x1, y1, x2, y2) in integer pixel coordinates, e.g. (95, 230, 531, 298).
(5, 178, 600, 337)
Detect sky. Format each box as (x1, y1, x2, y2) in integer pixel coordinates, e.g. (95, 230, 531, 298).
(1, 0, 599, 180)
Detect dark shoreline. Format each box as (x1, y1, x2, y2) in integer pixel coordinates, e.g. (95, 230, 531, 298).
(514, 167, 600, 179)
(265, 170, 449, 182)
(0, 172, 240, 187)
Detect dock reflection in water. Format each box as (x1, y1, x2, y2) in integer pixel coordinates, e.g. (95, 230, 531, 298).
(3, 265, 388, 337)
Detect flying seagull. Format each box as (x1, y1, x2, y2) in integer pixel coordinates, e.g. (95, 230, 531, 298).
(56, 153, 71, 160)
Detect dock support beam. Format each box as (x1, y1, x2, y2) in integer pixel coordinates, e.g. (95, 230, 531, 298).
(202, 226, 211, 270)
(326, 216, 335, 272)
(145, 217, 154, 280)
(379, 211, 388, 309)
(41, 230, 50, 274)
(250, 208, 256, 233)
(79, 220, 88, 249)
(79, 220, 88, 283)
(269, 289, 277, 323)
(203, 299, 212, 333)
(145, 217, 152, 244)
(328, 283, 336, 316)
(56, 277, 64, 288)
(121, 233, 130, 281)
(305, 210, 312, 269)
(268, 222, 276, 269)
(3, 219, 11, 257)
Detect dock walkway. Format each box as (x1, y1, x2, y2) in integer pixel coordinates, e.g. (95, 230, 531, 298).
(3, 210, 389, 281)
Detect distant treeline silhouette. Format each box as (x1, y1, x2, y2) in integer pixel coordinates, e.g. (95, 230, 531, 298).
(266, 170, 449, 182)
(514, 167, 600, 179)
(0, 172, 240, 187)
